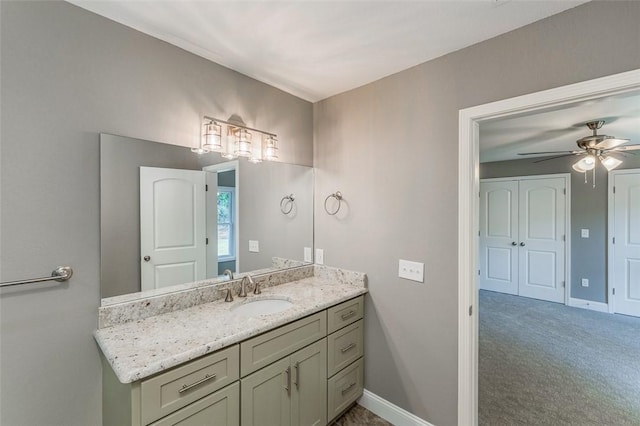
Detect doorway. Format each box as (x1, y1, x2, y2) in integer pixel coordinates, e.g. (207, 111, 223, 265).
(457, 69, 640, 425)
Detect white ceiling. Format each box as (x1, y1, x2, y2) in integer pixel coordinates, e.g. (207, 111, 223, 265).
(67, 0, 587, 102)
(479, 91, 640, 163)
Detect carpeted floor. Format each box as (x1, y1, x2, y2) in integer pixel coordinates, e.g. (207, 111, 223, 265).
(479, 290, 640, 426)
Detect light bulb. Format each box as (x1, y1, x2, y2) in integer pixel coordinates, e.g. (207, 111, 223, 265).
(599, 155, 622, 171)
(572, 155, 596, 172)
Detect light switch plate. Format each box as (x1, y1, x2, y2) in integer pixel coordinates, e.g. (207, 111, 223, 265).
(304, 247, 312, 262)
(581, 278, 589, 287)
(398, 259, 424, 283)
(249, 240, 259, 253)
(581, 229, 589, 238)
(315, 248, 324, 265)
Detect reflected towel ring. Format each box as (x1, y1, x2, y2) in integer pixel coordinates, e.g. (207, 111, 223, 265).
(324, 191, 343, 215)
(280, 194, 295, 214)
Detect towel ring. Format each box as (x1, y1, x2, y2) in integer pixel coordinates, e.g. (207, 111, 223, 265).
(280, 194, 295, 214)
(324, 191, 343, 215)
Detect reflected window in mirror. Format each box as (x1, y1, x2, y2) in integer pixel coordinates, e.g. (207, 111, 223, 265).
(217, 186, 235, 263)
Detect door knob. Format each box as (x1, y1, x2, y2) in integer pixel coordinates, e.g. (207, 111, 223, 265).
(520, 242, 525, 247)
(511, 242, 517, 246)
(144, 256, 151, 261)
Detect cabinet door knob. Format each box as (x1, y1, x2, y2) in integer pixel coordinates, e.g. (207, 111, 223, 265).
(520, 242, 526, 247)
(511, 242, 517, 246)
(144, 256, 151, 261)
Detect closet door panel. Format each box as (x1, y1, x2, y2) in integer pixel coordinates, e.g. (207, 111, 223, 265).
(479, 180, 519, 295)
(517, 177, 566, 303)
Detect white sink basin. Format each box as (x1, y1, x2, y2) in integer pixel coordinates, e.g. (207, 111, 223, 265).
(232, 298, 294, 317)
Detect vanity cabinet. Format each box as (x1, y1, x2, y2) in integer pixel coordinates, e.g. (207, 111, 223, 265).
(102, 295, 365, 426)
(102, 345, 240, 426)
(241, 339, 327, 426)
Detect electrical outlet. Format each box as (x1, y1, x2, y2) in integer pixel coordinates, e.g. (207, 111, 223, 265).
(398, 259, 424, 283)
(315, 248, 324, 265)
(249, 240, 259, 253)
(581, 229, 589, 238)
(304, 247, 312, 262)
(581, 278, 589, 287)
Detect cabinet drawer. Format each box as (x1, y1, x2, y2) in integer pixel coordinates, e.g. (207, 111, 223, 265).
(149, 382, 239, 426)
(240, 311, 327, 377)
(141, 345, 239, 425)
(327, 358, 364, 421)
(327, 296, 363, 334)
(327, 320, 363, 377)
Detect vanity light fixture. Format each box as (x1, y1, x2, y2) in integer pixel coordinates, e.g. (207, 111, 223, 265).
(194, 115, 279, 163)
(234, 128, 252, 157)
(263, 135, 279, 161)
(202, 120, 223, 152)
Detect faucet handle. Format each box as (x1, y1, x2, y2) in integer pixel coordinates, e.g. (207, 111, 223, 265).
(253, 279, 262, 295)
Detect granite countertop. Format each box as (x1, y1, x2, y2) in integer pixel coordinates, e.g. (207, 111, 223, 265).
(95, 272, 367, 383)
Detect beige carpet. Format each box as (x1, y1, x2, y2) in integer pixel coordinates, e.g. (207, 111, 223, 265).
(479, 290, 640, 425)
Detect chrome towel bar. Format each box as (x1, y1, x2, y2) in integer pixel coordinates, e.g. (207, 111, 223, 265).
(0, 266, 73, 288)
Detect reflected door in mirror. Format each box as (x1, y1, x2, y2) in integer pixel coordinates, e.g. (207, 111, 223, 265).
(140, 167, 206, 291)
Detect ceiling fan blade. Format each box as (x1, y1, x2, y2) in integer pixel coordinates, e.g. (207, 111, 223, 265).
(532, 153, 581, 163)
(517, 150, 578, 156)
(595, 138, 630, 149)
(611, 144, 640, 151)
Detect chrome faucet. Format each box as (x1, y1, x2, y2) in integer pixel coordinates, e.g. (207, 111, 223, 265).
(239, 275, 254, 298)
(223, 269, 234, 281)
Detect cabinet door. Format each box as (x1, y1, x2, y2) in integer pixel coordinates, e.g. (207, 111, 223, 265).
(241, 358, 291, 426)
(149, 382, 239, 426)
(291, 339, 327, 426)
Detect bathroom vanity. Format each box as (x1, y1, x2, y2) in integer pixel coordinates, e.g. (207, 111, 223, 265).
(95, 265, 366, 426)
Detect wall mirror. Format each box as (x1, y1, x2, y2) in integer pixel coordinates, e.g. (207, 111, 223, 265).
(100, 133, 313, 301)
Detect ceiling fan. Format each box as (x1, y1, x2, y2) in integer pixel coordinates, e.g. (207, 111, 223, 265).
(518, 120, 639, 173)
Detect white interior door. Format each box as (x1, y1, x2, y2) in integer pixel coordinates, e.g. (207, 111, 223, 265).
(517, 177, 566, 303)
(479, 180, 519, 295)
(140, 167, 206, 291)
(611, 171, 640, 317)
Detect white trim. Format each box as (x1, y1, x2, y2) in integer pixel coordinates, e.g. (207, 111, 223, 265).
(568, 297, 610, 313)
(458, 69, 640, 426)
(358, 390, 434, 426)
(608, 167, 640, 315)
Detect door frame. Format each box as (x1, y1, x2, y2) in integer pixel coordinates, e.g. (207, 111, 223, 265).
(457, 68, 640, 425)
(203, 161, 240, 273)
(607, 167, 640, 315)
(480, 174, 571, 305)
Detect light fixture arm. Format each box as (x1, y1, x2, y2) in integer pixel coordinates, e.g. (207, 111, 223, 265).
(203, 115, 277, 137)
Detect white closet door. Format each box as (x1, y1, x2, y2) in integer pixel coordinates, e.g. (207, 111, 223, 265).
(140, 167, 206, 291)
(517, 177, 566, 303)
(479, 180, 519, 295)
(612, 172, 640, 317)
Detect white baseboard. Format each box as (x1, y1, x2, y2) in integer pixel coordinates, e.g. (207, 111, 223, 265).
(568, 297, 609, 313)
(357, 389, 434, 426)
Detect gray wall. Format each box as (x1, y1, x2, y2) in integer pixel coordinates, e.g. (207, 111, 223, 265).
(481, 156, 640, 303)
(238, 161, 314, 272)
(0, 2, 312, 425)
(313, 2, 640, 425)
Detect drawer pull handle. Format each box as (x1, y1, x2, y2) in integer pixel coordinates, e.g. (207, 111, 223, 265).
(178, 373, 216, 394)
(341, 310, 356, 320)
(284, 366, 291, 394)
(341, 382, 356, 395)
(293, 362, 299, 388)
(340, 343, 356, 353)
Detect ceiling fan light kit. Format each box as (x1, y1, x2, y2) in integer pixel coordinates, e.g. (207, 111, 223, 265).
(518, 120, 639, 187)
